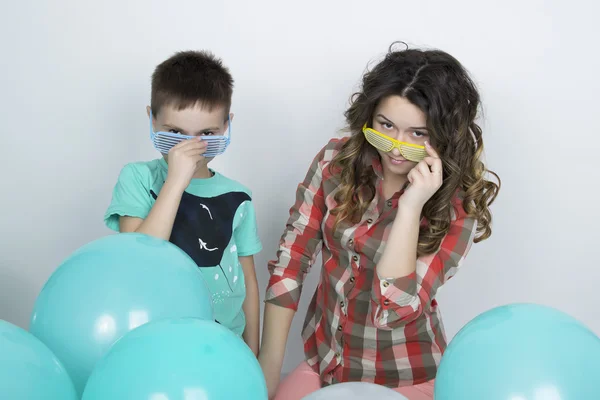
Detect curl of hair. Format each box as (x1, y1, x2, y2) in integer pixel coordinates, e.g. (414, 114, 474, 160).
(329, 43, 500, 256)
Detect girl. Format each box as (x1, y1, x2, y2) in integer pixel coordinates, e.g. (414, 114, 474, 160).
(258, 43, 500, 400)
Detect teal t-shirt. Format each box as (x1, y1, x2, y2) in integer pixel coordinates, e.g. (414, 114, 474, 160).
(104, 158, 262, 336)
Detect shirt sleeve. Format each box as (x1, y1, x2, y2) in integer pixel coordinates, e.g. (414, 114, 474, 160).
(104, 163, 154, 232)
(371, 198, 477, 329)
(233, 198, 263, 257)
(264, 143, 330, 311)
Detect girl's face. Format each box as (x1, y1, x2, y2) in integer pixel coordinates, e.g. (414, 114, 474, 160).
(371, 95, 429, 177)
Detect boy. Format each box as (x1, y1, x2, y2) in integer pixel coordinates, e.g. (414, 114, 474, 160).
(104, 50, 262, 354)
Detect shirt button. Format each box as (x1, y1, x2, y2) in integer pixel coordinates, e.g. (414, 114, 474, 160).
(352, 255, 358, 262)
(382, 281, 390, 288)
(349, 277, 355, 283)
(338, 325, 343, 331)
(348, 239, 354, 246)
(383, 299, 390, 306)
(340, 301, 345, 308)
(367, 218, 373, 224)
(386, 200, 393, 207)
(335, 352, 341, 358)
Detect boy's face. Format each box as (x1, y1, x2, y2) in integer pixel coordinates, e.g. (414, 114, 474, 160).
(147, 103, 233, 166)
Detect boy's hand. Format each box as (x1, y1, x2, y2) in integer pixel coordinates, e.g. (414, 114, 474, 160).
(165, 138, 207, 190)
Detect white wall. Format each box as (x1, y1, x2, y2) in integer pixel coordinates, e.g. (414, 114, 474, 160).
(1, 0, 599, 374)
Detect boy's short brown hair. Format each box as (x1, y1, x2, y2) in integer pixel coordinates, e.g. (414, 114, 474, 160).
(151, 50, 234, 117)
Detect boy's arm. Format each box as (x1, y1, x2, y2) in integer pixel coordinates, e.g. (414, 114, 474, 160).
(117, 139, 207, 239)
(232, 197, 262, 355)
(119, 179, 184, 240)
(240, 255, 260, 356)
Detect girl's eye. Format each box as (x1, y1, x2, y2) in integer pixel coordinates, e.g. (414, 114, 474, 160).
(382, 122, 393, 130)
(413, 131, 427, 138)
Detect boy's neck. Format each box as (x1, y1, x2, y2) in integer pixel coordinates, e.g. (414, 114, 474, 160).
(193, 165, 213, 179)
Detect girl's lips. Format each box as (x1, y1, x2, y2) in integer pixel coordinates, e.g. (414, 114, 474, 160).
(388, 155, 406, 165)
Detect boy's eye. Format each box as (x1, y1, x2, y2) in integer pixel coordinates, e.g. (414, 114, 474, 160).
(201, 131, 215, 136)
(168, 129, 181, 134)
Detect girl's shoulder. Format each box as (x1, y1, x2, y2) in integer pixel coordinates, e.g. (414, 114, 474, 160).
(315, 136, 350, 165)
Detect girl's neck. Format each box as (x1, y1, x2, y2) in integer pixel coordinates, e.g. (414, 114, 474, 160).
(381, 171, 408, 199)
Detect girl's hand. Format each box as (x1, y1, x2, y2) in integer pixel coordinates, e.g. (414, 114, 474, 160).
(259, 356, 281, 400)
(399, 141, 443, 211)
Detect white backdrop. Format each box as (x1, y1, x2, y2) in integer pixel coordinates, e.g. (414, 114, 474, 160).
(1, 0, 599, 374)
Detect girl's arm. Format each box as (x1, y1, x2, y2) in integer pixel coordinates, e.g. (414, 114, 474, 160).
(259, 141, 333, 398)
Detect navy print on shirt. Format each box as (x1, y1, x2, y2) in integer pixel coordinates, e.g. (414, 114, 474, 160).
(150, 189, 251, 268)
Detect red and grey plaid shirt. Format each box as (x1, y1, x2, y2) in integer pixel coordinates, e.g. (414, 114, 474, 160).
(265, 137, 477, 388)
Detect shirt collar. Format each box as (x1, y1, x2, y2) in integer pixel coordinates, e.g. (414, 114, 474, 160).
(372, 155, 384, 179)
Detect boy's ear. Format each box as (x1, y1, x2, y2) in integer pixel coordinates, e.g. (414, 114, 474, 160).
(224, 112, 234, 131)
(146, 105, 152, 118)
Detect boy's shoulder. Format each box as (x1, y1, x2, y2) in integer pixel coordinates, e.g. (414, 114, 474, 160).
(121, 158, 164, 174)
(117, 159, 166, 183)
(213, 170, 253, 198)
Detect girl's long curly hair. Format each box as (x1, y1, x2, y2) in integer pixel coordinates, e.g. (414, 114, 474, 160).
(330, 43, 500, 256)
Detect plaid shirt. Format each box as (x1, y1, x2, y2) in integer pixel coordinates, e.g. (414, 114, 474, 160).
(265, 137, 477, 388)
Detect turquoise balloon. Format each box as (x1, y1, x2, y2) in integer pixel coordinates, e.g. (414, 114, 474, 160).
(435, 303, 600, 399)
(30, 233, 214, 397)
(0, 320, 77, 399)
(82, 318, 267, 400)
(303, 382, 407, 399)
